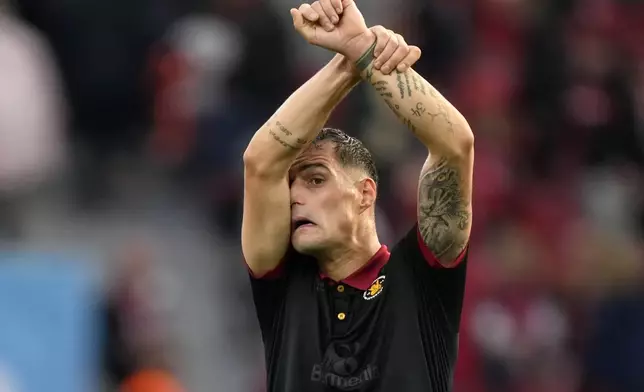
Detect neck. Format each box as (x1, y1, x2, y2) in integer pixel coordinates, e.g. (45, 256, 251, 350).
(317, 225, 381, 282)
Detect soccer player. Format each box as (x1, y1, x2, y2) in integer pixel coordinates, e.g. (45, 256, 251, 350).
(242, 0, 474, 391)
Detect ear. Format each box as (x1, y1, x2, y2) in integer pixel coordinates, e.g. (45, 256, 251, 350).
(358, 177, 377, 212)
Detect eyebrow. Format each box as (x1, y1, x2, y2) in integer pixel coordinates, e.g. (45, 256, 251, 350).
(289, 163, 331, 182)
(297, 163, 330, 173)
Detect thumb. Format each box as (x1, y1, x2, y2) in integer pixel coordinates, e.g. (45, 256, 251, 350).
(290, 8, 304, 29)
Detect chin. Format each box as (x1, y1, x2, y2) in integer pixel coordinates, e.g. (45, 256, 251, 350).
(292, 236, 327, 256)
(292, 242, 320, 256)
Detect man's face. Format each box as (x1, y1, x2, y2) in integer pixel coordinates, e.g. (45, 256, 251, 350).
(288, 142, 372, 255)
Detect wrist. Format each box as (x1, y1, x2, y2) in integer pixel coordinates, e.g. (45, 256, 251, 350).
(326, 53, 362, 85)
(313, 55, 360, 98)
(342, 31, 376, 64)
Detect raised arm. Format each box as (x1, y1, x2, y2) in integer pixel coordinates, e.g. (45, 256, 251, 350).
(348, 29, 474, 266)
(244, 0, 424, 276)
(242, 54, 359, 277)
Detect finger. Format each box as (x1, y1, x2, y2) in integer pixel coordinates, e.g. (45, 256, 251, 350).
(373, 31, 399, 71)
(370, 26, 389, 58)
(397, 46, 421, 72)
(311, 2, 334, 31)
(320, 0, 339, 24)
(331, 0, 343, 14)
(290, 8, 304, 28)
(382, 34, 409, 74)
(298, 3, 319, 23)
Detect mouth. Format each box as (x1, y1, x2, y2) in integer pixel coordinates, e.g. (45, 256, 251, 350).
(292, 217, 316, 232)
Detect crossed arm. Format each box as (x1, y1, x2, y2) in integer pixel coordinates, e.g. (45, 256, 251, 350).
(242, 55, 359, 277)
(242, 28, 472, 274)
(354, 38, 474, 266)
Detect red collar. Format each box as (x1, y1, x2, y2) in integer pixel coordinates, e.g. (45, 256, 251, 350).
(318, 246, 391, 291)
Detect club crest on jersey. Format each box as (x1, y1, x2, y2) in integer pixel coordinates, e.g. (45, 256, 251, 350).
(363, 276, 386, 300)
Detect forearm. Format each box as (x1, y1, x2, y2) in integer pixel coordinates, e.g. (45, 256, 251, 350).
(349, 37, 473, 157)
(243, 55, 359, 175)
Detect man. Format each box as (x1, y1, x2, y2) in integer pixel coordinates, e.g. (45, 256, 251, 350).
(0, 2, 66, 238)
(242, 0, 474, 390)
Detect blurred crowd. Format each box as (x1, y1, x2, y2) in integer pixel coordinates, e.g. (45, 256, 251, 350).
(1, 0, 643, 391)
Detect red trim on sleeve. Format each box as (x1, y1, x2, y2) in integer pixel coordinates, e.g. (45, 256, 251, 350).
(416, 226, 468, 269)
(245, 258, 285, 280)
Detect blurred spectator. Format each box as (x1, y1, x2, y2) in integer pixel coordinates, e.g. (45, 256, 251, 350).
(567, 226, 644, 392)
(103, 241, 181, 390)
(466, 224, 579, 392)
(197, 0, 296, 235)
(104, 296, 135, 387)
(0, 2, 66, 238)
(150, 13, 241, 167)
(16, 0, 174, 208)
(406, 0, 470, 88)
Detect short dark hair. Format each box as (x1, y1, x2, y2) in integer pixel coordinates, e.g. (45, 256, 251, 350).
(314, 128, 378, 186)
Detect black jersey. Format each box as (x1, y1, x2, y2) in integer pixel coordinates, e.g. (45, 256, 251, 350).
(249, 224, 468, 392)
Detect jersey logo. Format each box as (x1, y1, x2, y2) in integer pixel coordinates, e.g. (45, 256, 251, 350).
(363, 276, 386, 300)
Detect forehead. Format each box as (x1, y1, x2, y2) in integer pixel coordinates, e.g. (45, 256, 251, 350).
(290, 142, 339, 172)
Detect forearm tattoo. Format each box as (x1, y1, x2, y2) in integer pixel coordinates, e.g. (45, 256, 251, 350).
(361, 62, 455, 136)
(268, 121, 308, 150)
(418, 159, 470, 263)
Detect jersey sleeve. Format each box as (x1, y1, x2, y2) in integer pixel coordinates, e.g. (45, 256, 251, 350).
(247, 249, 299, 350)
(248, 261, 288, 350)
(393, 224, 469, 331)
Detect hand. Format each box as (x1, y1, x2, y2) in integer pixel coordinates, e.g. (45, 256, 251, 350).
(323, 28, 422, 77)
(369, 26, 422, 74)
(290, 0, 369, 58)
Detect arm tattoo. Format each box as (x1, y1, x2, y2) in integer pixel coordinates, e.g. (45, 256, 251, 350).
(398, 70, 454, 133)
(427, 84, 454, 133)
(269, 129, 298, 149)
(411, 73, 426, 96)
(418, 159, 470, 262)
(363, 66, 455, 137)
(395, 70, 413, 98)
(374, 81, 393, 98)
(404, 71, 412, 97)
(269, 121, 307, 150)
(276, 121, 292, 136)
(411, 102, 426, 117)
(396, 72, 406, 99)
(365, 66, 418, 133)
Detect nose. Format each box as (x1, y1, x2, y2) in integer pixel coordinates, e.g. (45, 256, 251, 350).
(290, 183, 305, 207)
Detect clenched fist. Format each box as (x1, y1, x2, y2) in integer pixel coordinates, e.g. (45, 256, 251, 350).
(290, 0, 421, 74)
(290, 0, 369, 60)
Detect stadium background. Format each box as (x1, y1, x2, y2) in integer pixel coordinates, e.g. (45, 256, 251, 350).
(0, 0, 643, 390)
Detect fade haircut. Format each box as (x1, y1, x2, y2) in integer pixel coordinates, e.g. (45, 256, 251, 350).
(313, 128, 379, 186)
